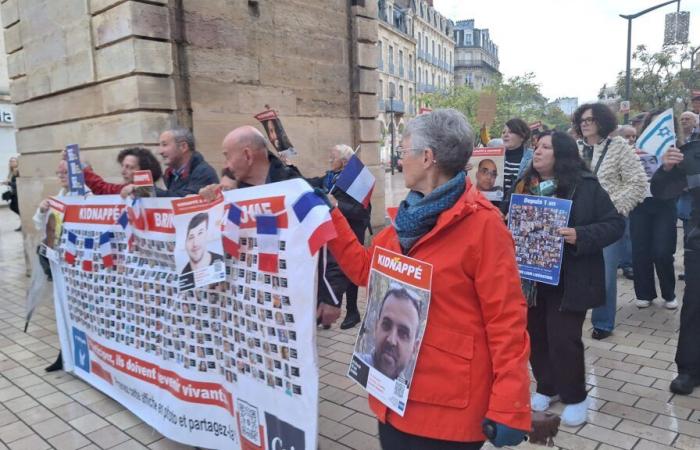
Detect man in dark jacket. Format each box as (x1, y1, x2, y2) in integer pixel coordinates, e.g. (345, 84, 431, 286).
(122, 127, 219, 198)
(651, 140, 700, 395)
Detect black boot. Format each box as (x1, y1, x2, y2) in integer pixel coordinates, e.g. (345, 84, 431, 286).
(340, 311, 361, 330)
(45, 351, 63, 372)
(670, 374, 700, 395)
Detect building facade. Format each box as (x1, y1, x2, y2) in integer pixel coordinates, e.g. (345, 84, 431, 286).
(0, 21, 17, 187)
(412, 0, 455, 97)
(453, 20, 500, 90)
(2, 0, 385, 231)
(376, 0, 416, 164)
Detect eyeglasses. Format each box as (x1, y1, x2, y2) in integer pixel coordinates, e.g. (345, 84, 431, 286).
(579, 117, 596, 125)
(396, 147, 420, 157)
(478, 168, 498, 178)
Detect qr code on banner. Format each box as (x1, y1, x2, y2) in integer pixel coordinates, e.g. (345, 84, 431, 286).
(237, 399, 261, 446)
(393, 380, 406, 398)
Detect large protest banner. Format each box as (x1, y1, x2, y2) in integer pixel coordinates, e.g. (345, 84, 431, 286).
(348, 247, 432, 416)
(48, 179, 332, 450)
(507, 194, 572, 286)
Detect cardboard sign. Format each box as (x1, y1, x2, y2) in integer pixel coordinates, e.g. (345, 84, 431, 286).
(475, 92, 497, 127)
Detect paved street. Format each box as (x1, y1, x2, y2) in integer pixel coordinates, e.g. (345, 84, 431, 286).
(0, 175, 698, 449)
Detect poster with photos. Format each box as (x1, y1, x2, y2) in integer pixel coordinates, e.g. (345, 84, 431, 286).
(507, 194, 572, 285)
(172, 194, 226, 292)
(348, 247, 433, 416)
(50, 178, 327, 450)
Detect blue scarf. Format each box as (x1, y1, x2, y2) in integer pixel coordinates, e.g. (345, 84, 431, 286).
(394, 171, 466, 253)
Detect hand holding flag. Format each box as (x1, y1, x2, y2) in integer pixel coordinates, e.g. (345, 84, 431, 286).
(333, 154, 375, 208)
(637, 108, 676, 158)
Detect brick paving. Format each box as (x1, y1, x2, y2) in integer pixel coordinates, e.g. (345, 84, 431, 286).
(0, 174, 698, 449)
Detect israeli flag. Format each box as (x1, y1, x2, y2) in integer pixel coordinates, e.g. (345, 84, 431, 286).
(637, 108, 676, 158)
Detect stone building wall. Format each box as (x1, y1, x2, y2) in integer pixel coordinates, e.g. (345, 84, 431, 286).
(3, 0, 382, 235)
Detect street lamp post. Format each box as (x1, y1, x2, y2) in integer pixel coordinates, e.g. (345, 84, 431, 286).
(389, 89, 395, 175)
(620, 0, 681, 124)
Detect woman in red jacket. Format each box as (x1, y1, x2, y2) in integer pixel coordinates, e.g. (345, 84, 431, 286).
(323, 109, 531, 449)
(83, 147, 162, 195)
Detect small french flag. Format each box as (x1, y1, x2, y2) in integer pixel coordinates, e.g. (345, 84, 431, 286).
(256, 215, 279, 273)
(99, 232, 114, 269)
(82, 237, 95, 272)
(292, 191, 337, 256)
(333, 154, 375, 208)
(222, 204, 242, 258)
(64, 231, 78, 265)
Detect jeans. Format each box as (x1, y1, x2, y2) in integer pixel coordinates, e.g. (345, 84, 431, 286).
(629, 197, 677, 301)
(619, 218, 633, 270)
(528, 284, 587, 404)
(676, 249, 700, 376)
(591, 237, 624, 332)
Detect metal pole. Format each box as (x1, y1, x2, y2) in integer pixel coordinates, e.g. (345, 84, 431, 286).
(390, 96, 395, 175)
(624, 18, 632, 124)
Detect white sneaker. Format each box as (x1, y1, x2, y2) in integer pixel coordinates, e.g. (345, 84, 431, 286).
(635, 299, 652, 308)
(561, 397, 589, 427)
(664, 298, 679, 310)
(531, 393, 559, 412)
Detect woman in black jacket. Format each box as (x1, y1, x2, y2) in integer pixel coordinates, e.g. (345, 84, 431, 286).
(501, 131, 624, 427)
(307, 145, 370, 330)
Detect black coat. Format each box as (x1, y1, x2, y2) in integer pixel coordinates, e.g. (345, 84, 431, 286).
(157, 151, 219, 197)
(651, 140, 700, 252)
(237, 152, 303, 188)
(502, 173, 625, 312)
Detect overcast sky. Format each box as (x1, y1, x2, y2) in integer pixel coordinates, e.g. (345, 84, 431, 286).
(435, 0, 700, 103)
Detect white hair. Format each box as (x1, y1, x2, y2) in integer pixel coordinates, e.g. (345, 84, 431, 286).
(333, 144, 355, 161)
(681, 111, 699, 126)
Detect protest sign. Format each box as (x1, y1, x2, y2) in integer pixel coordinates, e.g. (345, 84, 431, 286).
(65, 144, 87, 196)
(348, 247, 432, 416)
(476, 92, 497, 127)
(468, 147, 506, 201)
(255, 108, 297, 158)
(49, 179, 330, 450)
(507, 194, 572, 285)
(172, 194, 226, 292)
(132, 170, 156, 198)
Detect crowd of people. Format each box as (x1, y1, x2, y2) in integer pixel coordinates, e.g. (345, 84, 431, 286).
(12, 91, 700, 449)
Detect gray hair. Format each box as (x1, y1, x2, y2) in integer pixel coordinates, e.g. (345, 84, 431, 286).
(333, 144, 355, 161)
(403, 108, 474, 176)
(169, 127, 196, 152)
(681, 111, 699, 126)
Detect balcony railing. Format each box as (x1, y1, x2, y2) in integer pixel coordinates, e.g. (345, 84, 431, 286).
(385, 99, 405, 114)
(417, 83, 437, 94)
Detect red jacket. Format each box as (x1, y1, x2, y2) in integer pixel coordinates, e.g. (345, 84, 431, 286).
(328, 180, 531, 442)
(83, 168, 126, 195)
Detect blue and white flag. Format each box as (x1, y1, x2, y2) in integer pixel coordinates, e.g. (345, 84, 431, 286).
(637, 108, 676, 158)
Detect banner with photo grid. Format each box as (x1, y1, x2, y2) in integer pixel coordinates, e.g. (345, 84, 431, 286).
(49, 179, 322, 450)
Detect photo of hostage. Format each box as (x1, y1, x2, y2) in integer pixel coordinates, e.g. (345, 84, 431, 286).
(179, 212, 223, 289)
(475, 159, 503, 194)
(359, 285, 423, 381)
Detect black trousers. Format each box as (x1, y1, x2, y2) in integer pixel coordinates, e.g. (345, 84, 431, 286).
(528, 284, 587, 404)
(630, 197, 677, 301)
(345, 284, 358, 314)
(676, 249, 700, 376)
(378, 422, 484, 450)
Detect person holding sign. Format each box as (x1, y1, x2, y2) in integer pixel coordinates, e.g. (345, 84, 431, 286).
(324, 109, 531, 449)
(502, 131, 624, 427)
(574, 103, 647, 340)
(82, 147, 162, 195)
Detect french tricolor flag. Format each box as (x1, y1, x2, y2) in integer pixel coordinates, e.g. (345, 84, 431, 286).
(222, 203, 242, 258)
(64, 231, 78, 265)
(256, 215, 279, 273)
(82, 237, 95, 272)
(99, 232, 114, 269)
(334, 154, 375, 208)
(292, 191, 337, 256)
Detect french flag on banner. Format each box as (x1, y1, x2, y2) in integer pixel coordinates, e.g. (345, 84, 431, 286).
(333, 154, 375, 208)
(256, 215, 279, 273)
(64, 231, 78, 265)
(292, 191, 337, 256)
(222, 203, 242, 258)
(82, 237, 95, 272)
(99, 232, 114, 269)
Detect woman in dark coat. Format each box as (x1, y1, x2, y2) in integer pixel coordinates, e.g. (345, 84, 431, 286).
(308, 144, 370, 330)
(3, 157, 20, 230)
(501, 131, 624, 427)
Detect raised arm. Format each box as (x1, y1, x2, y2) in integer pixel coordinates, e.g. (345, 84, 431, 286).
(326, 208, 375, 287)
